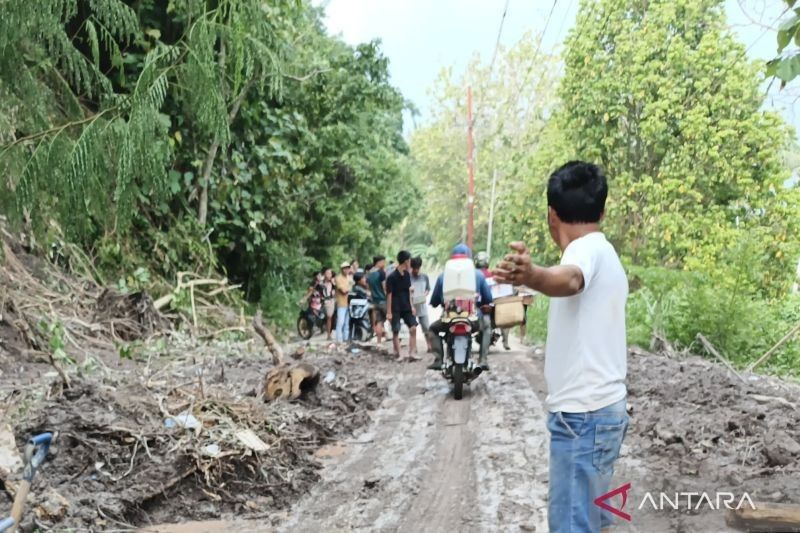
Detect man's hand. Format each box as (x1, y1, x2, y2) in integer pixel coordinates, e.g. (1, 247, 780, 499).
(493, 242, 534, 286)
(387, 312, 393, 321)
(411, 307, 416, 316)
(493, 241, 585, 297)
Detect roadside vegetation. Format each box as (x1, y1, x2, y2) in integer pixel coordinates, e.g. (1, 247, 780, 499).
(0, 0, 416, 331)
(410, 0, 800, 375)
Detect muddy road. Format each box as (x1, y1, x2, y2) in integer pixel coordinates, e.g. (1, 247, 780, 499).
(147, 333, 800, 533)
(278, 342, 550, 533)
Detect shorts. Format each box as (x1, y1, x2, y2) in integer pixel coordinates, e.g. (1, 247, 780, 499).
(414, 304, 430, 332)
(373, 302, 387, 323)
(323, 299, 335, 318)
(391, 310, 418, 333)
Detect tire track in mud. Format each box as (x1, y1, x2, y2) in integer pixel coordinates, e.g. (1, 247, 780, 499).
(278, 362, 447, 531)
(396, 385, 479, 533)
(278, 343, 551, 533)
(471, 353, 550, 532)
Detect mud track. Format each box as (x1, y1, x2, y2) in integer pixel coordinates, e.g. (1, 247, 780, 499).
(277, 343, 550, 533)
(150, 335, 800, 533)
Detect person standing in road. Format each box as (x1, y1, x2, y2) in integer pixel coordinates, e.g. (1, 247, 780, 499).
(386, 250, 420, 362)
(335, 262, 353, 344)
(410, 256, 432, 354)
(494, 161, 629, 533)
(368, 255, 388, 345)
(321, 267, 336, 340)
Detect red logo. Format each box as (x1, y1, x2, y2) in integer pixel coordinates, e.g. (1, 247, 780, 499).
(594, 482, 632, 522)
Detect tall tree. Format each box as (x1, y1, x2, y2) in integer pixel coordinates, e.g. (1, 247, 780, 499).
(410, 32, 561, 261)
(507, 0, 800, 296)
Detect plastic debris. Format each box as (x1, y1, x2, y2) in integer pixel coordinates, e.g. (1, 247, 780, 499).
(203, 444, 221, 457)
(165, 411, 201, 430)
(235, 429, 269, 452)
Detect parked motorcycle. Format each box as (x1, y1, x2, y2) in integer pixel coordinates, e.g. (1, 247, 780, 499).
(296, 304, 326, 340)
(348, 294, 373, 342)
(438, 302, 484, 400)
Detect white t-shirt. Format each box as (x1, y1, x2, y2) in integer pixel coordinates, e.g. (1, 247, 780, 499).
(544, 232, 628, 413)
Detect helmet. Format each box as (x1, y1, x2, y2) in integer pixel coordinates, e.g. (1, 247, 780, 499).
(475, 251, 489, 269)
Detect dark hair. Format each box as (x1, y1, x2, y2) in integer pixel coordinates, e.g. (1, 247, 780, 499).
(410, 256, 422, 269)
(353, 272, 365, 284)
(364, 263, 374, 272)
(322, 266, 332, 275)
(397, 250, 411, 264)
(373, 254, 385, 264)
(547, 161, 608, 223)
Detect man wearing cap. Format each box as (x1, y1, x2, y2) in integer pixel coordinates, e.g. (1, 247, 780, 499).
(335, 262, 353, 343)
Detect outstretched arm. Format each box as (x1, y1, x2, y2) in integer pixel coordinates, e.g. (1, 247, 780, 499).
(494, 242, 584, 297)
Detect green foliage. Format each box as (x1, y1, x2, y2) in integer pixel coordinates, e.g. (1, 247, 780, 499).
(0, 0, 172, 240)
(0, 0, 417, 325)
(768, 1, 800, 86)
(205, 35, 415, 301)
(0, 0, 299, 241)
(507, 0, 800, 299)
(410, 32, 561, 262)
(626, 266, 800, 376)
(39, 319, 75, 365)
(116, 267, 151, 294)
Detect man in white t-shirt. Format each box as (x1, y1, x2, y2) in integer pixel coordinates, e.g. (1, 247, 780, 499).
(494, 161, 629, 533)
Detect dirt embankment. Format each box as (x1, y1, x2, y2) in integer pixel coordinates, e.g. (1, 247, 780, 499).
(1, 340, 390, 531)
(617, 350, 800, 530)
(0, 234, 392, 531)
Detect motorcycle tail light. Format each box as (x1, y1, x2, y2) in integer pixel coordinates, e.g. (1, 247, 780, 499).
(449, 323, 471, 335)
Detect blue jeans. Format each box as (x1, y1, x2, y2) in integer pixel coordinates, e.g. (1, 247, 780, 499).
(335, 306, 350, 342)
(547, 398, 629, 533)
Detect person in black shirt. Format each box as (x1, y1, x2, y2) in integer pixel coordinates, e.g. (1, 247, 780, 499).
(386, 250, 420, 361)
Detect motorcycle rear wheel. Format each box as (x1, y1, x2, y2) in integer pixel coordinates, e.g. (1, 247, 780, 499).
(297, 316, 313, 340)
(453, 363, 464, 400)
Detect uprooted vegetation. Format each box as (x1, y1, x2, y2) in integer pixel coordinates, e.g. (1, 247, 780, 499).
(8, 347, 385, 530)
(0, 233, 388, 531)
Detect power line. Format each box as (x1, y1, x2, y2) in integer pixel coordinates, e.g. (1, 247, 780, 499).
(487, 0, 511, 79)
(484, 0, 562, 142)
(472, 0, 512, 130)
(554, 0, 575, 48)
(516, 0, 559, 99)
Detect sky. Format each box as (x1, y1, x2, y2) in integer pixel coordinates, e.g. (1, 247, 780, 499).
(316, 0, 799, 135)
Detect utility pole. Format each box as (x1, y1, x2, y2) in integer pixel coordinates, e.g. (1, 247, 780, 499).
(466, 86, 475, 249)
(487, 167, 498, 258)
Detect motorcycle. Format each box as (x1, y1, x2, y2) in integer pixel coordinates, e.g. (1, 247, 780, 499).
(438, 301, 485, 400)
(296, 302, 327, 340)
(348, 294, 373, 342)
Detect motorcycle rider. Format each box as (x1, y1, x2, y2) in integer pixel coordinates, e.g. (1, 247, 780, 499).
(427, 244, 494, 371)
(475, 251, 492, 279)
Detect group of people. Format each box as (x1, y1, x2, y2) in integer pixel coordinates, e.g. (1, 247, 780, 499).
(302, 161, 632, 532)
(302, 252, 434, 361)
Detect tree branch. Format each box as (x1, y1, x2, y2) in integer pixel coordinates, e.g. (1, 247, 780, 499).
(284, 68, 332, 82)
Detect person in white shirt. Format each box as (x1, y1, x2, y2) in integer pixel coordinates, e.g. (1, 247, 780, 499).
(495, 161, 629, 533)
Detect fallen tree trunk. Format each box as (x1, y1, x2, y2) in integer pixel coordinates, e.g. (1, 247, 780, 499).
(726, 502, 800, 532)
